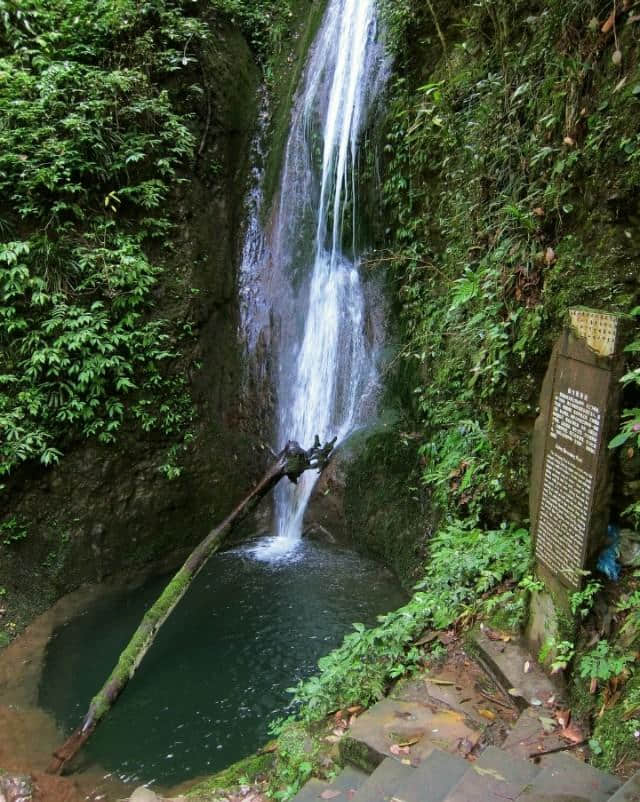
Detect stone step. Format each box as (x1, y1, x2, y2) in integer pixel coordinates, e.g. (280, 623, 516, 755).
(351, 757, 414, 802)
(608, 770, 640, 801)
(328, 766, 370, 799)
(502, 707, 568, 761)
(475, 745, 540, 786)
(290, 766, 369, 802)
(517, 752, 622, 802)
(340, 696, 480, 773)
(291, 778, 331, 802)
(390, 748, 468, 802)
(440, 764, 531, 802)
(470, 629, 559, 711)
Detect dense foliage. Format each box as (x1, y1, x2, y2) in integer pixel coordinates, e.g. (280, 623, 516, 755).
(0, 0, 293, 486)
(376, 0, 639, 521)
(371, 0, 640, 774)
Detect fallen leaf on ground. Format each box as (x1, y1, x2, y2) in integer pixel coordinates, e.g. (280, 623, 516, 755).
(414, 631, 438, 646)
(427, 679, 455, 686)
(601, 10, 616, 33)
(539, 716, 556, 734)
(320, 790, 341, 799)
(508, 688, 524, 697)
(478, 708, 497, 721)
(347, 705, 363, 715)
(561, 722, 585, 743)
(531, 698, 543, 706)
(524, 660, 531, 673)
(590, 677, 598, 694)
(473, 767, 506, 781)
(556, 709, 571, 728)
(397, 737, 421, 747)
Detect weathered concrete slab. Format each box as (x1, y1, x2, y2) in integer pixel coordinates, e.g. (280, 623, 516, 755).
(290, 778, 330, 802)
(354, 758, 413, 802)
(502, 709, 569, 762)
(609, 770, 640, 801)
(391, 748, 468, 802)
(475, 745, 539, 786)
(517, 752, 621, 802)
(340, 696, 481, 772)
(326, 766, 369, 799)
(394, 670, 517, 732)
(471, 630, 560, 709)
(441, 765, 528, 802)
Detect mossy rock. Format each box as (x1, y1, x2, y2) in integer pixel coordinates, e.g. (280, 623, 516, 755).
(186, 753, 274, 798)
(343, 426, 433, 590)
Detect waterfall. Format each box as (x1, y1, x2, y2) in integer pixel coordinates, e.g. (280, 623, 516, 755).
(241, 0, 388, 559)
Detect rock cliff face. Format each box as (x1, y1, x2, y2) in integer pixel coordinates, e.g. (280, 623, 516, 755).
(1, 19, 264, 629)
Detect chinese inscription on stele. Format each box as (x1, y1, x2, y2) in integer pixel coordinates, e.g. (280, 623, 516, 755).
(531, 309, 623, 591)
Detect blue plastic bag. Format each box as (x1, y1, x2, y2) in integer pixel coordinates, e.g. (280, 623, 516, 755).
(597, 524, 621, 581)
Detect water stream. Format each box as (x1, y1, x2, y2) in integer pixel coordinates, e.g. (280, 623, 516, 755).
(242, 0, 389, 560)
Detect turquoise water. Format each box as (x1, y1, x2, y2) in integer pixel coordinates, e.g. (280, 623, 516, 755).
(39, 539, 405, 788)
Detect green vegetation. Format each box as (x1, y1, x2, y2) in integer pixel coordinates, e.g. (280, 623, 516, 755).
(267, 723, 323, 801)
(610, 307, 640, 526)
(186, 752, 275, 798)
(0, 0, 301, 491)
(0, 516, 27, 546)
(0, 0, 201, 481)
(536, 571, 640, 772)
(371, 0, 639, 526)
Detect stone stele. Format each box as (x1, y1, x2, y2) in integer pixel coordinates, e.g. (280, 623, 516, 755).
(530, 307, 625, 603)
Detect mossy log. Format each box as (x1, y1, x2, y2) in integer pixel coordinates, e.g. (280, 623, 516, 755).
(47, 436, 336, 775)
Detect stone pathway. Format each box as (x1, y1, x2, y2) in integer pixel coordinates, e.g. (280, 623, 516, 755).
(290, 632, 640, 802)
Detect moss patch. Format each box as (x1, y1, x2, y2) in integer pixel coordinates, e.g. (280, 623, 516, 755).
(343, 427, 432, 590)
(186, 753, 274, 798)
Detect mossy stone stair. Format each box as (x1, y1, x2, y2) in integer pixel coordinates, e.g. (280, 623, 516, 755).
(292, 745, 633, 802)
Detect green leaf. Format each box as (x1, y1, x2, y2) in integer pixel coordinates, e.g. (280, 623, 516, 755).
(609, 430, 632, 449)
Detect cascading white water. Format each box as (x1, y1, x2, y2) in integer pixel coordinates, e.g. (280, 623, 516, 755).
(241, 0, 388, 559)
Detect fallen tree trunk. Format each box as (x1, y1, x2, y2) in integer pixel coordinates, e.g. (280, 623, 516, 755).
(47, 436, 336, 775)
